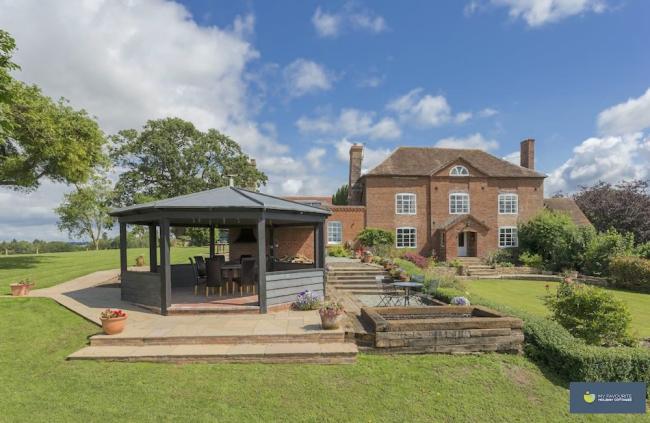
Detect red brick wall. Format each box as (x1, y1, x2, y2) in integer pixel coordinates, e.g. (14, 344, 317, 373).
(326, 206, 365, 248)
(363, 164, 544, 259)
(274, 226, 314, 259)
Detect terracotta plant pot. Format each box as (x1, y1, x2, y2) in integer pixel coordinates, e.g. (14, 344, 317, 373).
(319, 311, 341, 330)
(10, 284, 27, 296)
(101, 316, 127, 335)
(399, 273, 409, 281)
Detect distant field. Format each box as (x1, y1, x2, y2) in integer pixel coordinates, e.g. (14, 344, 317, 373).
(467, 279, 650, 339)
(0, 247, 208, 294)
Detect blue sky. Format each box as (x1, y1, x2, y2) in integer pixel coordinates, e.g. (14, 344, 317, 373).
(0, 0, 649, 240)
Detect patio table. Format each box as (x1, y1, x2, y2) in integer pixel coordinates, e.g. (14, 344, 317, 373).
(391, 281, 423, 306)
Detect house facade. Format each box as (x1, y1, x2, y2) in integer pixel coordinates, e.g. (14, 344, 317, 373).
(290, 139, 549, 260)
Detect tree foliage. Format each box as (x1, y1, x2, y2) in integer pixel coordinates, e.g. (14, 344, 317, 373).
(111, 118, 267, 205)
(0, 30, 106, 190)
(55, 176, 115, 250)
(356, 228, 394, 249)
(581, 229, 634, 276)
(574, 180, 650, 244)
(331, 184, 349, 205)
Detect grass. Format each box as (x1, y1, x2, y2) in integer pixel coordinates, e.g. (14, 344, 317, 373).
(466, 279, 650, 339)
(2, 298, 647, 422)
(0, 247, 209, 294)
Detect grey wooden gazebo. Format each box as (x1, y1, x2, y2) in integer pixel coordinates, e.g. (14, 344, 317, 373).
(109, 187, 330, 314)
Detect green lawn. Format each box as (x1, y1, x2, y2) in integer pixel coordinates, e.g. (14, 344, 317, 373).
(2, 298, 647, 422)
(0, 247, 209, 294)
(466, 279, 650, 339)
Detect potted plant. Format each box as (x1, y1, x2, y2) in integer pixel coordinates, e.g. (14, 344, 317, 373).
(361, 251, 373, 263)
(399, 270, 409, 281)
(319, 301, 344, 330)
(135, 255, 145, 266)
(100, 308, 128, 335)
(10, 279, 34, 296)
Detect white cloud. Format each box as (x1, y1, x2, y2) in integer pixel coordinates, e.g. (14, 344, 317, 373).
(306, 148, 327, 169)
(387, 88, 470, 128)
(358, 75, 385, 88)
(281, 179, 304, 195)
(334, 139, 391, 174)
(597, 88, 650, 136)
(312, 4, 387, 38)
(545, 133, 650, 194)
(435, 133, 500, 151)
(479, 107, 499, 117)
(503, 151, 520, 164)
(297, 108, 401, 140)
(488, 0, 606, 27)
(283, 59, 334, 97)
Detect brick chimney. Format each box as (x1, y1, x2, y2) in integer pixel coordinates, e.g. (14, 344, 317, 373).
(347, 143, 364, 205)
(520, 139, 535, 169)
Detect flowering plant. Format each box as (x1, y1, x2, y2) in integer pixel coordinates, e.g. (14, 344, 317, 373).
(14, 278, 33, 286)
(100, 308, 127, 319)
(293, 290, 321, 311)
(451, 296, 470, 306)
(319, 300, 343, 318)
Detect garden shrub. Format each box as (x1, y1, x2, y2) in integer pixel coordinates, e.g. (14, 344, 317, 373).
(485, 248, 517, 267)
(609, 256, 650, 293)
(581, 229, 634, 276)
(544, 280, 634, 346)
(519, 209, 592, 271)
(430, 288, 650, 384)
(402, 252, 428, 269)
(518, 251, 543, 268)
(634, 241, 650, 259)
(356, 228, 394, 253)
(327, 245, 349, 257)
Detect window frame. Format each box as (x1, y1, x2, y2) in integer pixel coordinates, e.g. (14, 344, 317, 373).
(450, 165, 470, 176)
(498, 226, 518, 248)
(327, 221, 343, 245)
(396, 227, 417, 249)
(449, 192, 470, 214)
(498, 193, 519, 215)
(395, 193, 417, 215)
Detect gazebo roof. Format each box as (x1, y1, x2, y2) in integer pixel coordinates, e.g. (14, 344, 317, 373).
(110, 186, 331, 217)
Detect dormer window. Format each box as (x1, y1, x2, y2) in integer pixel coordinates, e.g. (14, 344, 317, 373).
(450, 165, 469, 176)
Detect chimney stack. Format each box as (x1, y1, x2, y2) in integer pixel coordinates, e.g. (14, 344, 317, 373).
(520, 139, 535, 169)
(347, 143, 364, 205)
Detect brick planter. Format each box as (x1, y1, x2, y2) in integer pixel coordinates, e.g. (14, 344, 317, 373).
(361, 305, 523, 354)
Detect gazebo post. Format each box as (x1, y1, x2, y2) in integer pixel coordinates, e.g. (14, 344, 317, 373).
(313, 223, 320, 269)
(119, 221, 127, 279)
(257, 215, 267, 313)
(317, 221, 325, 268)
(159, 218, 171, 315)
(148, 224, 157, 272)
(209, 224, 215, 257)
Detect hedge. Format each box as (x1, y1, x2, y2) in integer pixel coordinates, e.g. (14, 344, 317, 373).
(431, 288, 650, 384)
(609, 256, 650, 292)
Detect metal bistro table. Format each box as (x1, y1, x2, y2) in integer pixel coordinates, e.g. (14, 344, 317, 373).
(392, 281, 424, 306)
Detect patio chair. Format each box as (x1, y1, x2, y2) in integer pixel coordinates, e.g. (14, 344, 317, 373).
(189, 257, 207, 296)
(205, 257, 225, 297)
(193, 255, 207, 278)
(213, 254, 226, 265)
(239, 254, 253, 263)
(240, 257, 257, 295)
(375, 276, 401, 307)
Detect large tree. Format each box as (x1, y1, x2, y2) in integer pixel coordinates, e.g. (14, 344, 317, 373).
(55, 176, 115, 250)
(111, 117, 267, 205)
(574, 180, 650, 244)
(0, 30, 106, 190)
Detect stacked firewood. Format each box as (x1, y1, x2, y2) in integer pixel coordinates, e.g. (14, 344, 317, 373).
(277, 254, 313, 264)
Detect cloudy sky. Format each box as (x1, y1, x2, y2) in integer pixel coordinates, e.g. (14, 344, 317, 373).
(1, 0, 649, 241)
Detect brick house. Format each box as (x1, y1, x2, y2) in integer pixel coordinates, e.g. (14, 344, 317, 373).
(283, 139, 590, 261)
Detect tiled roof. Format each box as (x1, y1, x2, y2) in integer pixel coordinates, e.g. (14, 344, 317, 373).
(366, 147, 545, 178)
(544, 198, 592, 226)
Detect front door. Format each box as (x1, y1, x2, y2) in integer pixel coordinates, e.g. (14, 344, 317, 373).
(457, 232, 467, 257)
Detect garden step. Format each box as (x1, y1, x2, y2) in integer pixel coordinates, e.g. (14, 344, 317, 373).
(68, 342, 358, 364)
(330, 280, 384, 285)
(90, 331, 345, 347)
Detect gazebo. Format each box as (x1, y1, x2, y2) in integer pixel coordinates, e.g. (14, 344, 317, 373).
(109, 186, 329, 315)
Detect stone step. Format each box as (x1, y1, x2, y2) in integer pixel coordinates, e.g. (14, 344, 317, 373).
(464, 265, 492, 270)
(328, 277, 385, 282)
(68, 342, 358, 364)
(330, 279, 384, 285)
(328, 271, 386, 276)
(90, 331, 345, 347)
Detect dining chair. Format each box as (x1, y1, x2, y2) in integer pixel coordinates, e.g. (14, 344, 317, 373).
(240, 257, 256, 296)
(193, 255, 207, 278)
(205, 257, 224, 297)
(239, 254, 253, 263)
(189, 257, 206, 296)
(375, 276, 400, 306)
